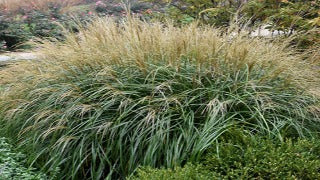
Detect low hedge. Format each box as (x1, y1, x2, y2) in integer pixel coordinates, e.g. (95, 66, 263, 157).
(133, 136, 320, 179)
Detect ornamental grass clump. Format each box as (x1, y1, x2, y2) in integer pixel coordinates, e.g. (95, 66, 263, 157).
(0, 17, 319, 179)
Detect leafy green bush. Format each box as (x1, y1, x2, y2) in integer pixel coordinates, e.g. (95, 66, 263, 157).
(0, 138, 46, 180)
(0, 17, 32, 50)
(243, 0, 320, 49)
(0, 4, 90, 50)
(25, 10, 66, 40)
(148, 0, 320, 48)
(0, 18, 319, 179)
(94, 0, 152, 18)
(145, 0, 240, 26)
(133, 137, 320, 179)
(0, 11, 62, 50)
(131, 164, 212, 180)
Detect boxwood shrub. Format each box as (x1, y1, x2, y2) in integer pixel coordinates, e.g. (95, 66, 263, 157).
(133, 136, 320, 179)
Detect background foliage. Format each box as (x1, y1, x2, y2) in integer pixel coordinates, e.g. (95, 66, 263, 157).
(147, 0, 320, 48)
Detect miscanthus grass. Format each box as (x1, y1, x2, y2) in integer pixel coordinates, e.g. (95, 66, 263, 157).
(0, 17, 319, 179)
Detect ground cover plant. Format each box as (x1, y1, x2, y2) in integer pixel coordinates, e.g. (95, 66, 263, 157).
(0, 137, 47, 180)
(0, 16, 319, 179)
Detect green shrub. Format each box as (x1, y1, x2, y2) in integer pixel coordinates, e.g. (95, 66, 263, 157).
(204, 137, 320, 179)
(0, 11, 61, 50)
(148, 0, 320, 49)
(131, 164, 213, 180)
(0, 18, 319, 179)
(133, 137, 320, 179)
(0, 5, 90, 50)
(25, 9, 70, 41)
(145, 0, 240, 26)
(0, 17, 32, 50)
(94, 0, 152, 18)
(243, 0, 320, 49)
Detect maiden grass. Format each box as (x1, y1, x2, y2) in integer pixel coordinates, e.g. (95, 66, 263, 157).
(0, 17, 319, 179)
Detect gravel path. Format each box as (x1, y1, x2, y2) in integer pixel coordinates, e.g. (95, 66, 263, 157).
(0, 52, 37, 68)
(0, 52, 37, 62)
